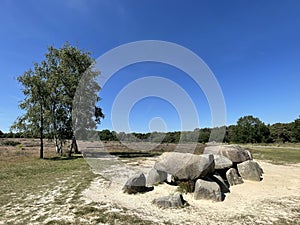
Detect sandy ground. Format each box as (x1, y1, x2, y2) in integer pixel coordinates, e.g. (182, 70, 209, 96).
(83, 159, 300, 225)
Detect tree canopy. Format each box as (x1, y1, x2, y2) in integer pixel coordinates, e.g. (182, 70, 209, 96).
(231, 115, 270, 143)
(11, 42, 104, 158)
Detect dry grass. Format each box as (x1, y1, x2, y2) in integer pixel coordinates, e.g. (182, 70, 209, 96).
(0, 138, 155, 225)
(0, 139, 299, 224)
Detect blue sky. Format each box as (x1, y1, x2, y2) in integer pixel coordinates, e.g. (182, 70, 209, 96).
(0, 0, 300, 133)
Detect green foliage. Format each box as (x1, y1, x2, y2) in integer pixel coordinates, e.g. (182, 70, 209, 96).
(2, 140, 21, 146)
(231, 115, 270, 143)
(8, 109, 300, 145)
(291, 117, 300, 142)
(98, 129, 118, 141)
(198, 128, 210, 143)
(94, 115, 300, 144)
(11, 42, 104, 157)
(177, 180, 195, 193)
(163, 131, 181, 143)
(269, 123, 292, 143)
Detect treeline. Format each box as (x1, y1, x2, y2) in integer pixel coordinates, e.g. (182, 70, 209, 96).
(97, 115, 300, 144)
(2, 115, 300, 144)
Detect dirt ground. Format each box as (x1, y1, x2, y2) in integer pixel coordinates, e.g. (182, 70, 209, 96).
(83, 158, 300, 225)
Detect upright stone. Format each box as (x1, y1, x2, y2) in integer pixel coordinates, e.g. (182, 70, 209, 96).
(237, 160, 263, 181)
(146, 168, 167, 186)
(226, 168, 244, 186)
(123, 172, 148, 194)
(194, 179, 223, 202)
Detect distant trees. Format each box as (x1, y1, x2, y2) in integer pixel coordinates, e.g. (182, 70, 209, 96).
(98, 129, 117, 141)
(269, 123, 292, 143)
(230, 116, 270, 143)
(291, 117, 300, 142)
(11, 42, 104, 158)
(94, 115, 300, 144)
(4, 114, 300, 145)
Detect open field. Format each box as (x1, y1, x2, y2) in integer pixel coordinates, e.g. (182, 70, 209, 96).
(242, 144, 300, 164)
(0, 139, 300, 224)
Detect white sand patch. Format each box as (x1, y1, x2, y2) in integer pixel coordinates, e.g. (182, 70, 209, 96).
(83, 160, 300, 224)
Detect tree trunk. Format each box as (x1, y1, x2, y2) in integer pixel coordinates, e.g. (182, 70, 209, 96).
(68, 146, 72, 158)
(39, 104, 44, 159)
(73, 135, 79, 154)
(40, 135, 44, 159)
(59, 139, 63, 156)
(69, 135, 78, 157)
(54, 136, 59, 153)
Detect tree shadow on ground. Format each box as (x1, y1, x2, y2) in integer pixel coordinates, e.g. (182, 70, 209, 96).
(82, 151, 161, 159)
(44, 155, 83, 161)
(109, 151, 161, 158)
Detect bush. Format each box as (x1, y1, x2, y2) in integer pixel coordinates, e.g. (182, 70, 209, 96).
(177, 180, 195, 193)
(2, 140, 21, 146)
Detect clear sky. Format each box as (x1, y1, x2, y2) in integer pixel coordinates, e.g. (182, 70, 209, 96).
(0, 0, 300, 133)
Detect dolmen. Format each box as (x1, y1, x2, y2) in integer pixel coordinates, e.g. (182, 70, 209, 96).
(122, 144, 263, 208)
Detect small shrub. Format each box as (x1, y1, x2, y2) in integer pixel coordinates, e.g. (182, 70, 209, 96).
(2, 140, 21, 146)
(177, 180, 195, 193)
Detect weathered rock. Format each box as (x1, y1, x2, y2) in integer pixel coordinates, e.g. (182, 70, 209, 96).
(245, 150, 253, 160)
(154, 152, 215, 180)
(153, 192, 185, 208)
(166, 174, 176, 184)
(237, 160, 263, 181)
(146, 168, 167, 186)
(210, 174, 230, 193)
(204, 145, 252, 163)
(213, 154, 233, 169)
(123, 172, 152, 194)
(194, 179, 223, 201)
(226, 168, 244, 186)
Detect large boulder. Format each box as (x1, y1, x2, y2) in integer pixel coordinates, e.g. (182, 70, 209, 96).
(194, 179, 223, 201)
(237, 160, 263, 181)
(213, 154, 233, 169)
(146, 168, 168, 186)
(226, 168, 244, 186)
(154, 152, 215, 180)
(204, 145, 252, 163)
(153, 193, 185, 208)
(123, 172, 152, 194)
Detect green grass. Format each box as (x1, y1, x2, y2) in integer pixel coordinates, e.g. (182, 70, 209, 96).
(0, 155, 92, 204)
(0, 140, 157, 225)
(244, 146, 300, 164)
(1, 139, 299, 224)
